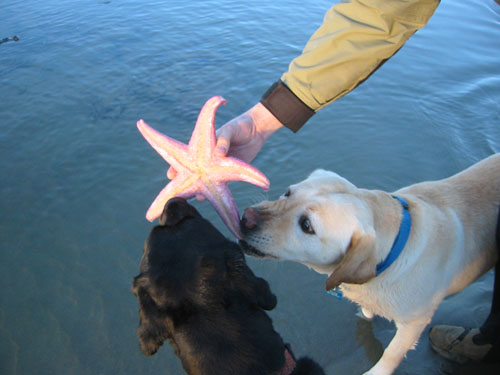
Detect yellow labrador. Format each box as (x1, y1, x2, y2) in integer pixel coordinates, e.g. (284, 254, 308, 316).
(240, 153, 500, 375)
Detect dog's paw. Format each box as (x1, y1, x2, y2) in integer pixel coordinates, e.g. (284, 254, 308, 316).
(362, 362, 392, 375)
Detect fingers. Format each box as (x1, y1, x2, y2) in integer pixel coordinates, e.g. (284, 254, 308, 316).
(215, 136, 229, 157)
(215, 125, 232, 157)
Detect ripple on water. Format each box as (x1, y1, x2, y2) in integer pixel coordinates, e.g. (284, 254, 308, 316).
(416, 76, 500, 160)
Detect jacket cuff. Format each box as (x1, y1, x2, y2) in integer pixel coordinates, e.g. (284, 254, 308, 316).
(260, 81, 315, 133)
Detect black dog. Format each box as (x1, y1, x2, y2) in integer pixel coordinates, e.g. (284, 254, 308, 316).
(132, 198, 324, 375)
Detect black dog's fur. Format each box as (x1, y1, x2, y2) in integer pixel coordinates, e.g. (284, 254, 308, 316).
(132, 198, 324, 375)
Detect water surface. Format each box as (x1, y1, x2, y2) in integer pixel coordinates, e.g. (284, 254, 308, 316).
(1, 1, 499, 374)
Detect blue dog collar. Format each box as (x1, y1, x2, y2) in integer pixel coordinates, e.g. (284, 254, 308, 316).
(375, 195, 411, 275)
(326, 195, 411, 299)
(325, 287, 343, 300)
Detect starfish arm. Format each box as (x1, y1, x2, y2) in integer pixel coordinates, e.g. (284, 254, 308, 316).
(137, 119, 191, 173)
(210, 156, 270, 190)
(188, 96, 226, 161)
(138, 97, 266, 238)
(201, 181, 242, 239)
(145, 175, 201, 221)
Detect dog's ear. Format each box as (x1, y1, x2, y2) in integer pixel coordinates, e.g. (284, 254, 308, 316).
(252, 277, 277, 310)
(133, 272, 167, 307)
(132, 273, 170, 356)
(325, 230, 377, 291)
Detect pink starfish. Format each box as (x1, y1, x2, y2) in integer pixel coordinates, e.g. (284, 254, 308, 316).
(137, 96, 270, 239)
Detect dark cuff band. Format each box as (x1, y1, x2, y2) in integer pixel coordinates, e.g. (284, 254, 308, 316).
(260, 81, 315, 133)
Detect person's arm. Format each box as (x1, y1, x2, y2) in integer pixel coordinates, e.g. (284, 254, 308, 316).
(214, 0, 440, 165)
(262, 0, 440, 132)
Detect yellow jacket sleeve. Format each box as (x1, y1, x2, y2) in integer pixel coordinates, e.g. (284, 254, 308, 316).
(283, 0, 440, 111)
(261, 0, 440, 132)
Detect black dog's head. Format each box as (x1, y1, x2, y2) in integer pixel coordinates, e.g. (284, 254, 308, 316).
(131, 198, 283, 374)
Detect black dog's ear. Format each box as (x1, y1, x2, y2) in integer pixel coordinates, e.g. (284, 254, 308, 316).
(252, 276, 277, 311)
(131, 272, 147, 296)
(132, 273, 170, 356)
(159, 197, 200, 226)
(226, 245, 277, 310)
(132, 273, 163, 306)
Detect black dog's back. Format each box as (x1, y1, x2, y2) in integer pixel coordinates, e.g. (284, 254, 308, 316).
(132, 198, 324, 375)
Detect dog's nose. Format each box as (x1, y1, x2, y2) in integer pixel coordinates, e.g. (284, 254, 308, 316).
(241, 207, 259, 230)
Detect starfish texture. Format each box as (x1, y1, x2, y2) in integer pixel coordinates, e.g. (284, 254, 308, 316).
(137, 96, 270, 239)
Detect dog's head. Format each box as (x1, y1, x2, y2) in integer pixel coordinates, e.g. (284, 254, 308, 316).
(132, 197, 277, 357)
(241, 170, 378, 287)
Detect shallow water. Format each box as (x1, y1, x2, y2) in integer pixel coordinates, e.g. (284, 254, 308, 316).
(1, 0, 499, 374)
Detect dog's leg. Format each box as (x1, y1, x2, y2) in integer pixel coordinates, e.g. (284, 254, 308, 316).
(357, 307, 374, 321)
(363, 317, 431, 375)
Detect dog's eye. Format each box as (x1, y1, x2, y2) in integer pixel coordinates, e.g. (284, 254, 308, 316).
(283, 188, 291, 197)
(299, 215, 315, 235)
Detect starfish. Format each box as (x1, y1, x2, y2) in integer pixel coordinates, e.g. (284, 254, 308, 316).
(137, 96, 270, 239)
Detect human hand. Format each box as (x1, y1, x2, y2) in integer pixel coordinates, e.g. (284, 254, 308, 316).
(214, 102, 282, 162)
(167, 102, 282, 201)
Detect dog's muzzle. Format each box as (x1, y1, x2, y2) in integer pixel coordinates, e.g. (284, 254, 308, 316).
(241, 207, 259, 230)
(239, 239, 267, 258)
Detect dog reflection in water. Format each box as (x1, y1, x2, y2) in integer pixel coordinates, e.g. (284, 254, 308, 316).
(132, 198, 324, 375)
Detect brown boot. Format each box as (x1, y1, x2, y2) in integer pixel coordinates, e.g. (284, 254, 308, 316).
(429, 325, 492, 363)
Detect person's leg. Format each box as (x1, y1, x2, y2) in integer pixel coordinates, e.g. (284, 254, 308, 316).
(475, 235, 500, 362)
(429, 206, 500, 363)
